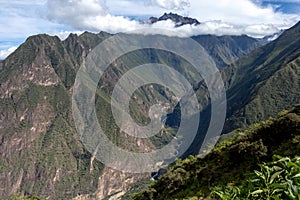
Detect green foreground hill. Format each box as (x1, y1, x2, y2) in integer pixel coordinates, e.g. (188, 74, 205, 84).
(133, 105, 300, 200)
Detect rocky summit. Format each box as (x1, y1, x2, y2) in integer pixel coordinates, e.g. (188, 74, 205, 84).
(149, 12, 200, 27)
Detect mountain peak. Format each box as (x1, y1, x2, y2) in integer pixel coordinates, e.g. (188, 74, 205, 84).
(149, 12, 200, 27)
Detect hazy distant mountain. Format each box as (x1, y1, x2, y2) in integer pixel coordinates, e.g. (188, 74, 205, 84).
(192, 34, 262, 68)
(259, 29, 285, 44)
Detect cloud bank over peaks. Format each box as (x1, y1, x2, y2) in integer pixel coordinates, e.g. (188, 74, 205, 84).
(1, 0, 299, 60)
(139, 19, 281, 38)
(45, 0, 299, 38)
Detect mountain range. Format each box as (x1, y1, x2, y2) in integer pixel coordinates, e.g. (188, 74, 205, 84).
(0, 13, 299, 199)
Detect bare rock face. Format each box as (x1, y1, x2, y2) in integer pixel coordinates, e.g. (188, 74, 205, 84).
(72, 168, 148, 200)
(95, 168, 147, 200)
(0, 33, 108, 199)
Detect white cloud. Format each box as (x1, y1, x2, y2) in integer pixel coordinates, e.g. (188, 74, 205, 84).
(188, 0, 299, 29)
(243, 24, 280, 36)
(106, 0, 190, 16)
(0, 47, 17, 60)
(0, 1, 66, 41)
(46, 0, 143, 33)
(132, 19, 281, 38)
(47, 0, 107, 30)
(106, 1, 163, 16)
(150, 0, 190, 10)
(50, 31, 84, 40)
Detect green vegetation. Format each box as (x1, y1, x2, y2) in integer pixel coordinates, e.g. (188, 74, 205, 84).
(221, 21, 300, 133)
(182, 21, 300, 157)
(132, 105, 300, 199)
(212, 155, 300, 200)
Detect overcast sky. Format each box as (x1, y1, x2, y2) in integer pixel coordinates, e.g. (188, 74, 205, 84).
(0, 0, 300, 59)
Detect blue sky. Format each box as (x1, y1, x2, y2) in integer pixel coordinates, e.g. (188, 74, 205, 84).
(260, 0, 300, 13)
(0, 0, 299, 59)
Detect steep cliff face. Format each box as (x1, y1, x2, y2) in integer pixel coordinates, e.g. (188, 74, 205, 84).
(73, 167, 148, 200)
(222, 21, 300, 132)
(0, 34, 107, 199)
